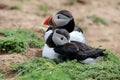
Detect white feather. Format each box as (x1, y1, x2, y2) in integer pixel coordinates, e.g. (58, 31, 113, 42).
(42, 44, 59, 60)
(70, 31, 86, 43)
(44, 30, 53, 41)
(82, 57, 100, 64)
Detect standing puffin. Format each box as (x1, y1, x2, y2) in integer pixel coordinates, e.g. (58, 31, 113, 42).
(46, 29, 107, 64)
(43, 10, 86, 43)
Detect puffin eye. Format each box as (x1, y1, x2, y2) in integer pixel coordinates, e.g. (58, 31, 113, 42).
(61, 37, 63, 40)
(57, 15, 60, 19)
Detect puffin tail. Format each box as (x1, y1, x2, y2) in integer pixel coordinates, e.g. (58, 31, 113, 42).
(85, 48, 107, 58)
(96, 49, 107, 57)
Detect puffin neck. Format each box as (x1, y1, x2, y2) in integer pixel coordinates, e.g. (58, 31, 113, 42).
(46, 33, 56, 48)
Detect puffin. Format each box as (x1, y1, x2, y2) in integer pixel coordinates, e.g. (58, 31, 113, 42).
(43, 10, 86, 43)
(45, 29, 107, 64)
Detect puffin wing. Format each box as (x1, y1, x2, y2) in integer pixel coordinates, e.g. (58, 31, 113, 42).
(70, 41, 107, 60)
(72, 41, 93, 51)
(54, 43, 79, 58)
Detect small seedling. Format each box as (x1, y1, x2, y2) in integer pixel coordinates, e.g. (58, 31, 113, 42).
(0, 73, 5, 79)
(10, 5, 21, 10)
(38, 4, 49, 17)
(19, 0, 28, 2)
(87, 15, 108, 25)
(98, 38, 110, 42)
(64, 0, 76, 6)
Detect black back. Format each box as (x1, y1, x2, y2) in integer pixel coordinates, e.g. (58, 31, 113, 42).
(54, 41, 106, 61)
(74, 25, 83, 33)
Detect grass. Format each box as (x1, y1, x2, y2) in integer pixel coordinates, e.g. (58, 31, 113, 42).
(18, 0, 28, 2)
(0, 73, 5, 79)
(11, 49, 120, 80)
(87, 15, 108, 25)
(10, 5, 21, 10)
(98, 38, 110, 42)
(0, 29, 44, 54)
(38, 4, 50, 17)
(64, 0, 76, 6)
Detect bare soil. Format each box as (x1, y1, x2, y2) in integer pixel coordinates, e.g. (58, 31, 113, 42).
(0, 48, 42, 80)
(0, 0, 120, 79)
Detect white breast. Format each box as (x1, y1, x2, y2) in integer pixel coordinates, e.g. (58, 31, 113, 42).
(44, 30, 53, 41)
(42, 44, 59, 60)
(70, 31, 86, 43)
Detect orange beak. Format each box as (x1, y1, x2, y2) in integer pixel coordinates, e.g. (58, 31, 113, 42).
(43, 16, 52, 25)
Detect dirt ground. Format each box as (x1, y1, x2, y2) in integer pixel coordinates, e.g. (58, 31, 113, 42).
(0, 0, 120, 79)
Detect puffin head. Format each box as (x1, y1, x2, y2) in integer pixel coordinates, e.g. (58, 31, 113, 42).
(52, 29, 70, 46)
(43, 10, 75, 33)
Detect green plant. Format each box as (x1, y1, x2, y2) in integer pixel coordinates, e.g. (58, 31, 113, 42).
(0, 29, 44, 53)
(87, 15, 108, 25)
(98, 38, 110, 42)
(11, 58, 56, 75)
(10, 5, 21, 10)
(0, 73, 5, 79)
(16, 68, 71, 80)
(65, 0, 76, 5)
(38, 4, 49, 17)
(19, 0, 28, 2)
(12, 50, 120, 80)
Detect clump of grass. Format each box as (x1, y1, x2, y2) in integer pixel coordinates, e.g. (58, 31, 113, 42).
(12, 50, 120, 80)
(11, 58, 56, 75)
(38, 4, 50, 17)
(87, 15, 108, 25)
(16, 69, 71, 80)
(0, 73, 5, 79)
(18, 0, 28, 2)
(0, 29, 44, 54)
(10, 5, 21, 10)
(64, 0, 76, 5)
(98, 38, 110, 42)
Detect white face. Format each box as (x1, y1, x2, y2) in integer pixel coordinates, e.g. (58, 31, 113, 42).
(52, 29, 69, 46)
(52, 14, 72, 26)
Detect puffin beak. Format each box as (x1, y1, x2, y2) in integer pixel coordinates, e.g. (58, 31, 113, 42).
(51, 19, 56, 26)
(43, 16, 52, 25)
(43, 16, 56, 26)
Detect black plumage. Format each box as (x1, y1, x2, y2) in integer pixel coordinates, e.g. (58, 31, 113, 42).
(54, 41, 106, 61)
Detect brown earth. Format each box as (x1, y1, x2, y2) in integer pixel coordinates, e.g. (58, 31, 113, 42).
(0, 0, 120, 79)
(0, 48, 42, 80)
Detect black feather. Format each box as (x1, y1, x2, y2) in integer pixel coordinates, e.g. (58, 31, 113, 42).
(54, 41, 107, 61)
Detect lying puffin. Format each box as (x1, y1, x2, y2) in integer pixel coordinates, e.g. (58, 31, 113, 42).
(45, 29, 107, 64)
(43, 10, 86, 43)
